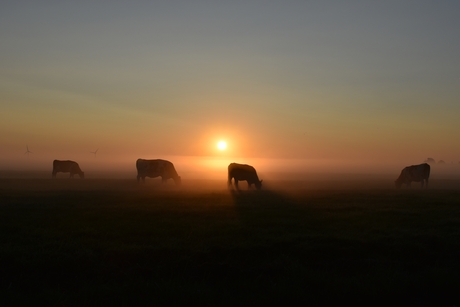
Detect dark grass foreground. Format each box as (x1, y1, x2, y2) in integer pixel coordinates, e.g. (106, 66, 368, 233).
(1, 179, 460, 306)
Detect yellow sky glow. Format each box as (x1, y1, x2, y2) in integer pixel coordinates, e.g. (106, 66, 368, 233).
(217, 141, 227, 151)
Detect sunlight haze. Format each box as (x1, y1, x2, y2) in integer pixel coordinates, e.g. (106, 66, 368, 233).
(1, 1, 459, 178)
(217, 141, 227, 151)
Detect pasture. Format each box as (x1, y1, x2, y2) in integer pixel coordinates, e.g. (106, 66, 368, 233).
(1, 177, 460, 306)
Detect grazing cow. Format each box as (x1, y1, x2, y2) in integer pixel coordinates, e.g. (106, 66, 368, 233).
(228, 163, 262, 190)
(136, 159, 181, 185)
(395, 163, 430, 189)
(52, 160, 85, 179)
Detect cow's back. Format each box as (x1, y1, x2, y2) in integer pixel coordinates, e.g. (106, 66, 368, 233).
(53, 160, 76, 172)
(228, 163, 259, 180)
(136, 159, 162, 176)
(408, 163, 430, 181)
(52, 160, 84, 178)
(136, 159, 181, 184)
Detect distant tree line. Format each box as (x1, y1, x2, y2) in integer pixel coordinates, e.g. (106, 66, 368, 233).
(424, 158, 459, 165)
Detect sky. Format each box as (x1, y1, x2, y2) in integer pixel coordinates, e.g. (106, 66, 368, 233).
(1, 1, 459, 177)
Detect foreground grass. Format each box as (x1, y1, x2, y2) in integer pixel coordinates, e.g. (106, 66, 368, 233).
(1, 179, 460, 306)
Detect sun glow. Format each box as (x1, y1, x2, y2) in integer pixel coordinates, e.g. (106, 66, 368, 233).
(217, 140, 227, 151)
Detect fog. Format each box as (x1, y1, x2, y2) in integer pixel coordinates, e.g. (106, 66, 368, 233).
(2, 154, 460, 182)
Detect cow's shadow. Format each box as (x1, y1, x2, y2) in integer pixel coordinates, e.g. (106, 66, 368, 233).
(229, 186, 300, 224)
(229, 188, 293, 206)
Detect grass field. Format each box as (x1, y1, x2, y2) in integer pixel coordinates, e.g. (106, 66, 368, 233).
(1, 177, 460, 306)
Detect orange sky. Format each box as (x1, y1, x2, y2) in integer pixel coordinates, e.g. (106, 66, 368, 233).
(1, 2, 460, 178)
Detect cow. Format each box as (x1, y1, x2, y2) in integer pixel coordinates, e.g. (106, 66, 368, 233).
(52, 160, 84, 179)
(136, 159, 181, 185)
(228, 163, 262, 190)
(395, 163, 430, 189)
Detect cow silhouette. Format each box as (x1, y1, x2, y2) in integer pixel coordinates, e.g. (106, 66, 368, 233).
(395, 163, 430, 188)
(136, 159, 181, 185)
(228, 163, 262, 190)
(52, 160, 84, 179)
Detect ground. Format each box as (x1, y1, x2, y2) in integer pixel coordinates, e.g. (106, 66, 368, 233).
(1, 177, 459, 306)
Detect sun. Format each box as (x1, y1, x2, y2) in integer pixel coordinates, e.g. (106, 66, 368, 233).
(217, 140, 227, 151)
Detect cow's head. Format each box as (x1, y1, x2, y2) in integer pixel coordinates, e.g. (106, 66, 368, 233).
(174, 176, 182, 186)
(80, 172, 85, 179)
(255, 179, 263, 190)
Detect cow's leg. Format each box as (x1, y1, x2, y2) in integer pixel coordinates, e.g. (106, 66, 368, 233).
(137, 175, 141, 183)
(142, 176, 145, 183)
(421, 180, 424, 189)
(52, 171, 56, 178)
(235, 180, 239, 190)
(426, 178, 429, 189)
(228, 176, 232, 188)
